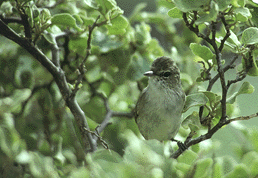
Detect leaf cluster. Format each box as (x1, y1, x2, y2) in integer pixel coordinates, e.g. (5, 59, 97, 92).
(1, 0, 258, 177)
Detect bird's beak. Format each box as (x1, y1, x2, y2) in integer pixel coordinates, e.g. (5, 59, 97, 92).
(144, 71, 154, 77)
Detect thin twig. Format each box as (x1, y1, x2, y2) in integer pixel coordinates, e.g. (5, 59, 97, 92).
(70, 15, 100, 98)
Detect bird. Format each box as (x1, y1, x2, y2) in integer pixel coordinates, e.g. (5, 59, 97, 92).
(135, 56, 185, 142)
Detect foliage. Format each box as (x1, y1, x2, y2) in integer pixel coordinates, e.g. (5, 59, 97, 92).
(0, 0, 258, 177)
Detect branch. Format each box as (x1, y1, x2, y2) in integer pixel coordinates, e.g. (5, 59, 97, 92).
(171, 112, 258, 159)
(0, 19, 97, 153)
(70, 15, 100, 98)
(199, 55, 238, 119)
(0, 16, 23, 24)
(15, 2, 32, 40)
(225, 112, 258, 124)
(219, 14, 231, 52)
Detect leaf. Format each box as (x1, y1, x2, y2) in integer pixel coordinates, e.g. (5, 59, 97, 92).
(225, 164, 249, 178)
(242, 27, 258, 45)
(248, 59, 258, 76)
(91, 149, 123, 163)
(135, 22, 152, 46)
(194, 158, 213, 178)
(182, 111, 201, 132)
(168, 7, 183, 18)
(177, 150, 198, 164)
(92, 30, 123, 53)
(69, 36, 88, 55)
(173, 0, 209, 12)
(43, 33, 56, 45)
(183, 93, 209, 112)
(235, 7, 252, 22)
(96, 0, 123, 21)
(202, 91, 216, 102)
(129, 3, 147, 22)
(106, 15, 129, 35)
(195, 1, 219, 25)
(51, 13, 82, 31)
(80, 16, 95, 26)
(238, 81, 255, 95)
(0, 1, 13, 16)
(228, 30, 241, 47)
(227, 82, 254, 104)
(216, 0, 231, 10)
(190, 43, 214, 62)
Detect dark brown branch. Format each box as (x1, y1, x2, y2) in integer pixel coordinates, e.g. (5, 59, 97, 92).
(0, 16, 23, 24)
(172, 112, 258, 158)
(225, 112, 258, 124)
(219, 14, 231, 52)
(183, 13, 212, 44)
(227, 72, 246, 89)
(16, 2, 32, 40)
(0, 19, 97, 153)
(70, 15, 100, 98)
(184, 12, 229, 122)
(210, 22, 227, 121)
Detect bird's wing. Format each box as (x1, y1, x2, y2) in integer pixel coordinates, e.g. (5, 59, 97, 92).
(134, 89, 148, 124)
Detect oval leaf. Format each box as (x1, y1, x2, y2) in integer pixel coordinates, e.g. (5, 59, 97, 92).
(242, 27, 258, 45)
(183, 93, 209, 112)
(51, 13, 82, 31)
(168, 7, 183, 18)
(190, 43, 214, 61)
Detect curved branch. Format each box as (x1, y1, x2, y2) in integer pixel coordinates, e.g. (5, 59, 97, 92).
(0, 19, 97, 153)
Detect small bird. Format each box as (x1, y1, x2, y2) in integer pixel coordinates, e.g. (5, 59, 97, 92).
(135, 56, 185, 141)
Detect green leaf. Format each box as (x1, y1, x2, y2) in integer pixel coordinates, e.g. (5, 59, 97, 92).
(235, 7, 252, 22)
(91, 149, 123, 163)
(80, 16, 95, 26)
(86, 66, 102, 83)
(248, 59, 258, 76)
(238, 0, 246, 7)
(135, 22, 152, 46)
(43, 33, 56, 45)
(225, 164, 249, 178)
(178, 150, 198, 165)
(69, 36, 88, 55)
(168, 7, 183, 18)
(183, 93, 209, 112)
(242, 27, 258, 45)
(72, 14, 84, 26)
(190, 43, 215, 62)
(129, 3, 147, 22)
(106, 15, 129, 35)
(51, 13, 82, 31)
(92, 30, 123, 53)
(195, 1, 219, 25)
(228, 30, 241, 47)
(96, 0, 123, 21)
(0, 89, 31, 113)
(173, 0, 209, 12)
(182, 111, 201, 132)
(0, 1, 13, 16)
(241, 55, 258, 76)
(202, 91, 216, 102)
(145, 39, 164, 56)
(212, 162, 223, 178)
(216, 0, 231, 10)
(227, 82, 254, 104)
(194, 158, 213, 178)
(16, 150, 31, 164)
(40, 8, 51, 22)
(238, 81, 255, 95)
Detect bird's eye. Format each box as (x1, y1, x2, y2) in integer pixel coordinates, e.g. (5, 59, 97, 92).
(163, 72, 171, 77)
